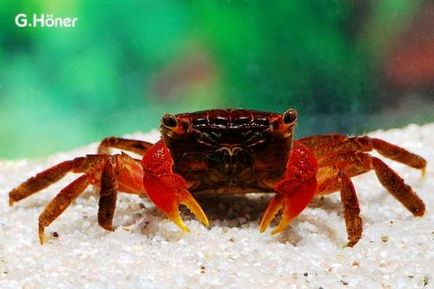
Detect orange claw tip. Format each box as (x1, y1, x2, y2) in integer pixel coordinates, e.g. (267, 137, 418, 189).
(168, 211, 190, 233)
(270, 217, 291, 235)
(258, 195, 283, 234)
(179, 189, 209, 227)
(258, 216, 271, 234)
(258, 224, 267, 234)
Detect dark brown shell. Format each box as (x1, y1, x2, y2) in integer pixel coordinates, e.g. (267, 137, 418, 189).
(161, 109, 296, 195)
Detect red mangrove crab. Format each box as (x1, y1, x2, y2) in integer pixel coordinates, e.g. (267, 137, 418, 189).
(8, 108, 426, 246)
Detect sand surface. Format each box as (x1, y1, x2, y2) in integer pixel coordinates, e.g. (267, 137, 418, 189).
(0, 125, 433, 289)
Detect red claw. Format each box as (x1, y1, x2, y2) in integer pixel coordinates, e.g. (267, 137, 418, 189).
(142, 140, 209, 231)
(142, 139, 174, 175)
(259, 142, 318, 234)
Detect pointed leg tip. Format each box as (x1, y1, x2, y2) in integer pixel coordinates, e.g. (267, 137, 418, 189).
(38, 225, 46, 245)
(8, 198, 15, 206)
(421, 167, 426, 177)
(409, 198, 425, 217)
(101, 224, 115, 232)
(99, 217, 116, 232)
(346, 238, 359, 247)
(413, 208, 425, 217)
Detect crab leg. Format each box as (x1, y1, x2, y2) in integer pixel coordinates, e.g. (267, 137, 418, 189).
(98, 137, 153, 155)
(299, 134, 426, 173)
(371, 138, 426, 172)
(9, 161, 74, 205)
(98, 158, 119, 231)
(316, 151, 424, 246)
(39, 174, 91, 244)
(9, 155, 108, 205)
(338, 171, 362, 247)
(372, 157, 425, 216)
(259, 142, 318, 234)
(316, 150, 425, 216)
(142, 140, 209, 231)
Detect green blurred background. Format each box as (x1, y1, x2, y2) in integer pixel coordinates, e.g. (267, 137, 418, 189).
(1, 0, 433, 159)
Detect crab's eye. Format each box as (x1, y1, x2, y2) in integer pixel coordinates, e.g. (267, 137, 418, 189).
(283, 109, 297, 124)
(162, 114, 178, 128)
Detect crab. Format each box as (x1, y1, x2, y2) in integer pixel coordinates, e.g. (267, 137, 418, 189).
(8, 108, 427, 246)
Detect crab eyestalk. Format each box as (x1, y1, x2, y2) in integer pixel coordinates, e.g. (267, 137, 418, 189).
(282, 108, 297, 125)
(162, 114, 178, 128)
(161, 114, 179, 136)
(269, 108, 298, 150)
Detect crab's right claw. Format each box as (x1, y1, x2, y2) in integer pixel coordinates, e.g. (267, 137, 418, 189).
(142, 140, 209, 232)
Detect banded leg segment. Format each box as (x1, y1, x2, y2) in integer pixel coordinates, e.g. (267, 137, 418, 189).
(298, 134, 369, 159)
(371, 138, 426, 171)
(372, 157, 425, 216)
(9, 161, 73, 205)
(98, 158, 119, 231)
(338, 171, 362, 247)
(98, 137, 153, 155)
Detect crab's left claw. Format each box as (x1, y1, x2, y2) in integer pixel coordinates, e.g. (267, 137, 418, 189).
(143, 173, 209, 231)
(259, 178, 317, 234)
(259, 142, 318, 235)
(142, 140, 209, 231)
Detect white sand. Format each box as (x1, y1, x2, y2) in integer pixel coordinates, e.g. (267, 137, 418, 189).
(0, 125, 433, 289)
